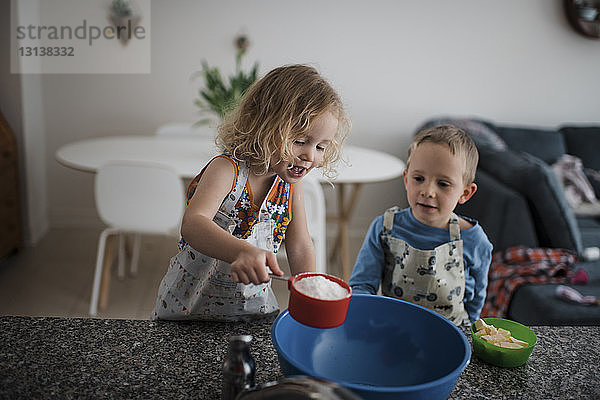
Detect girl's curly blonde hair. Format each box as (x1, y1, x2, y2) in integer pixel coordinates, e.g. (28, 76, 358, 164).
(216, 64, 350, 179)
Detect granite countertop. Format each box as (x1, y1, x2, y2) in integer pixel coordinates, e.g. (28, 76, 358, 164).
(0, 316, 599, 399)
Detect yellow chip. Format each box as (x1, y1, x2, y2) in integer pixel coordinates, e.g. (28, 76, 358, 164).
(499, 342, 524, 349)
(474, 319, 489, 331)
(509, 337, 529, 347)
(497, 328, 511, 338)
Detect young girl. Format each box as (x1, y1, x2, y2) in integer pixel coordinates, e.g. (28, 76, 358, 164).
(153, 64, 350, 321)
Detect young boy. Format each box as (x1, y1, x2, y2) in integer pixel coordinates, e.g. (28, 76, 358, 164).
(349, 125, 492, 326)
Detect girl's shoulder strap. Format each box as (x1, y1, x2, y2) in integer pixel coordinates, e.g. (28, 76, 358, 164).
(219, 156, 250, 213)
(185, 153, 241, 204)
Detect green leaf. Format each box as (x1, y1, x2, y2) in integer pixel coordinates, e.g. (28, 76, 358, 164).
(193, 51, 259, 125)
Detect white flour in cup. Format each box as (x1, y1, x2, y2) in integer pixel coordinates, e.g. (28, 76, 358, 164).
(294, 275, 348, 300)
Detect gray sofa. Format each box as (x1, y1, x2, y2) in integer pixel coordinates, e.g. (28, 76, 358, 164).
(416, 118, 600, 325)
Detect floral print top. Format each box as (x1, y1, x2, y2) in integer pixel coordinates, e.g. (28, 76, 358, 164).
(180, 154, 293, 253)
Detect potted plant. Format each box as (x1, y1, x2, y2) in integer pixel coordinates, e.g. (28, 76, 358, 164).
(193, 35, 259, 126)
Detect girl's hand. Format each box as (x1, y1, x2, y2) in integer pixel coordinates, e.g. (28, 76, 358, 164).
(230, 247, 284, 285)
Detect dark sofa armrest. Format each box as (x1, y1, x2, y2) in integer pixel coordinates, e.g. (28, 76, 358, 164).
(456, 169, 538, 252)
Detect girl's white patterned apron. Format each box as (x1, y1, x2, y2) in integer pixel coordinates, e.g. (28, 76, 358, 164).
(152, 164, 279, 321)
(380, 207, 470, 326)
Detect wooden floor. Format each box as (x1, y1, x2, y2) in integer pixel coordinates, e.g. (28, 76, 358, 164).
(0, 227, 353, 320)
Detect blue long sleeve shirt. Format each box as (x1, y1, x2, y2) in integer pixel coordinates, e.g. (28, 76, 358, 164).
(349, 207, 493, 322)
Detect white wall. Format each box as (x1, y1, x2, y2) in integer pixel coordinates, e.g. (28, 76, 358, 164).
(15, 0, 600, 244)
(5, 0, 50, 245)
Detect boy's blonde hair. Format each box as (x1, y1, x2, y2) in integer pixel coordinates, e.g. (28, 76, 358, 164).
(407, 125, 479, 184)
(217, 64, 350, 178)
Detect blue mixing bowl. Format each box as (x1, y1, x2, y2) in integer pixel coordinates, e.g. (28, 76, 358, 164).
(271, 294, 470, 400)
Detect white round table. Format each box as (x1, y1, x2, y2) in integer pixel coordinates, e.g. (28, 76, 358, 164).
(56, 135, 405, 279)
(56, 136, 219, 178)
(317, 145, 406, 184)
(311, 146, 405, 278)
(57, 136, 404, 182)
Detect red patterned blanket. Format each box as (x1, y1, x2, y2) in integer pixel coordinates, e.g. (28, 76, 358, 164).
(482, 246, 577, 318)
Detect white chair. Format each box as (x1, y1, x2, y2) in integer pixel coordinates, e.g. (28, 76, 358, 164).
(302, 174, 327, 274)
(90, 161, 185, 316)
(155, 122, 216, 138)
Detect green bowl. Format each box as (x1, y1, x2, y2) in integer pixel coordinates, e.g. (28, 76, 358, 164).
(470, 317, 537, 368)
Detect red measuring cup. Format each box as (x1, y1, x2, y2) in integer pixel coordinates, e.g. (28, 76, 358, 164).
(272, 272, 352, 329)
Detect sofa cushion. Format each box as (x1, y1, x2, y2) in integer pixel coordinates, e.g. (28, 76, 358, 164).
(560, 126, 600, 171)
(578, 216, 600, 249)
(494, 126, 567, 164)
(478, 146, 583, 255)
(508, 283, 600, 325)
(456, 169, 538, 252)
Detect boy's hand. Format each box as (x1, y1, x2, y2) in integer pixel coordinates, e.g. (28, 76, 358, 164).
(230, 248, 284, 285)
